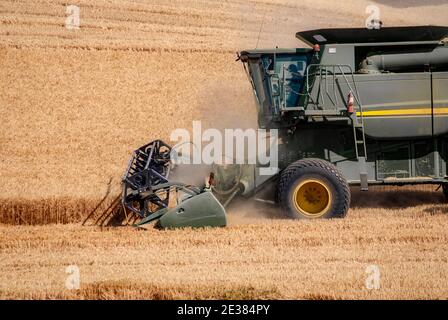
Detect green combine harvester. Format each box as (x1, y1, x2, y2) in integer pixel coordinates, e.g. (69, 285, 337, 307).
(122, 26, 448, 228)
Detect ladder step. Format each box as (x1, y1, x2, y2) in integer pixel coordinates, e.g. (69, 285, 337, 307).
(358, 156, 369, 191)
(356, 141, 364, 144)
(303, 110, 342, 116)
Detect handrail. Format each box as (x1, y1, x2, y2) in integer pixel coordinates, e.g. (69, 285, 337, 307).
(306, 64, 363, 113)
(305, 64, 367, 159)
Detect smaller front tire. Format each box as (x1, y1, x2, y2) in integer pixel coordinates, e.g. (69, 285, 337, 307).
(277, 158, 350, 219)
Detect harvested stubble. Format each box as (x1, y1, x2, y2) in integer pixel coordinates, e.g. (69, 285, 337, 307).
(1, 205, 447, 300)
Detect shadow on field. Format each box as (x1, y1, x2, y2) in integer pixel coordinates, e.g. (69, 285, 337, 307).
(227, 185, 447, 222)
(350, 186, 445, 209)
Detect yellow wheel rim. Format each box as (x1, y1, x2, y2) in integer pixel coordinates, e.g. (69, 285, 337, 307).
(293, 179, 332, 217)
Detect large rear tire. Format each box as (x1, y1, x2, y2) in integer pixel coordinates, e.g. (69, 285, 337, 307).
(277, 158, 350, 219)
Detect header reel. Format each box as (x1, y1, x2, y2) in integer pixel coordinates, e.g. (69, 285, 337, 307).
(121, 140, 227, 229)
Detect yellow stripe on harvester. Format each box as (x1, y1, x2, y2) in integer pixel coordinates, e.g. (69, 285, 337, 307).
(356, 108, 448, 117)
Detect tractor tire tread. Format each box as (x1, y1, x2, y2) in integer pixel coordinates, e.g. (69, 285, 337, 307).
(277, 158, 350, 218)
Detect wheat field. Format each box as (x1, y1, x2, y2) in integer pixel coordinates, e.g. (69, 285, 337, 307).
(1, 0, 448, 299)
